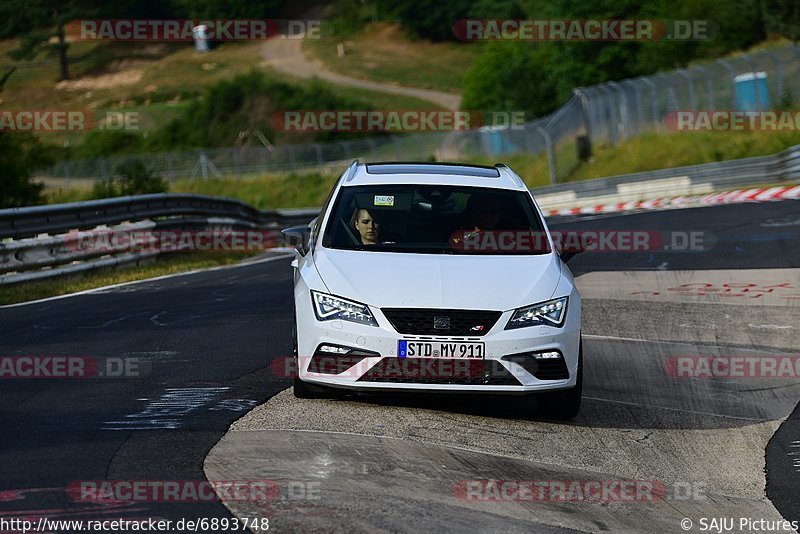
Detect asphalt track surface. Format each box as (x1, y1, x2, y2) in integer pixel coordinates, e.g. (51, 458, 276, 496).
(1, 200, 799, 533)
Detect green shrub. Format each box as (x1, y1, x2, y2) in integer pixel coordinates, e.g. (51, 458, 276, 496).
(91, 159, 167, 198)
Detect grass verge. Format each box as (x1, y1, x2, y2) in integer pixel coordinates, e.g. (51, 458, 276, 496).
(464, 130, 800, 187)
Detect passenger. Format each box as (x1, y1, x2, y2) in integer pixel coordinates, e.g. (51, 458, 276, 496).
(464, 194, 503, 233)
(351, 208, 382, 245)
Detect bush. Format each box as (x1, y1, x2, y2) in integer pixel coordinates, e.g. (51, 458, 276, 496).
(144, 70, 368, 151)
(0, 132, 48, 208)
(92, 159, 167, 198)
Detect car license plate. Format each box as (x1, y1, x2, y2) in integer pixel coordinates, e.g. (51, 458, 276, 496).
(398, 340, 484, 359)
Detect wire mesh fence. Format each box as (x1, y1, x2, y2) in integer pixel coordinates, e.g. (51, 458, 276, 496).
(36, 44, 800, 187)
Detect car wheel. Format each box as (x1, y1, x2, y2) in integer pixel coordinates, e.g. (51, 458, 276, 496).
(537, 342, 583, 420)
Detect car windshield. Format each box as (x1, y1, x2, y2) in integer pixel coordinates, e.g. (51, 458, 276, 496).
(321, 184, 551, 254)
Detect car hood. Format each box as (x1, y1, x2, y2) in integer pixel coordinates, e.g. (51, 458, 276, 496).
(313, 248, 562, 311)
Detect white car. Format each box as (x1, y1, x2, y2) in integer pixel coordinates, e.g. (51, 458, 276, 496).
(283, 161, 583, 419)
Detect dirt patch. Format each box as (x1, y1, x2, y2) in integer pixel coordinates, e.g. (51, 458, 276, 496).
(56, 59, 149, 91)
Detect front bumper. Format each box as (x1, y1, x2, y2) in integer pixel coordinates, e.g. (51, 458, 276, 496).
(295, 289, 581, 394)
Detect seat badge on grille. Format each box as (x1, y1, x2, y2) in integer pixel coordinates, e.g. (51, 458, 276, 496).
(433, 316, 450, 330)
(470, 325, 484, 331)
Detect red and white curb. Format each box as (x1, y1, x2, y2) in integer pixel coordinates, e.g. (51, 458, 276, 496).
(546, 185, 800, 217)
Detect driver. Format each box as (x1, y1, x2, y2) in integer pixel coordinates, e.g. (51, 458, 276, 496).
(350, 208, 382, 245)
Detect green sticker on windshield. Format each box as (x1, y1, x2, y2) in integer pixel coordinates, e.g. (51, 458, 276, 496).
(374, 195, 395, 207)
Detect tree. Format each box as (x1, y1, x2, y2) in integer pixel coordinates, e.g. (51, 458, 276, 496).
(461, 41, 557, 118)
(0, 0, 88, 81)
(376, 0, 473, 41)
(762, 0, 800, 42)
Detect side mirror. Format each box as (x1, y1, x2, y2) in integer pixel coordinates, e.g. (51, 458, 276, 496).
(558, 237, 592, 263)
(281, 226, 311, 256)
(559, 250, 579, 263)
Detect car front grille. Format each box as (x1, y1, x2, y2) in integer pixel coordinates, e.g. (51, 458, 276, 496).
(381, 308, 502, 336)
(357, 358, 521, 386)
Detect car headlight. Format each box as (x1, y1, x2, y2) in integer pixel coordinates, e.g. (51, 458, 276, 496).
(311, 291, 378, 327)
(505, 297, 568, 329)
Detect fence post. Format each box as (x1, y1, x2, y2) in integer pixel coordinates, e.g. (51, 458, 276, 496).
(572, 88, 592, 143)
(742, 54, 762, 110)
(596, 84, 618, 145)
(391, 135, 400, 159)
(765, 51, 784, 103)
(716, 59, 737, 108)
(640, 77, 658, 128)
(676, 69, 696, 110)
(535, 126, 557, 185)
(693, 65, 714, 109)
(232, 149, 241, 178)
(313, 144, 323, 173)
(608, 81, 630, 141)
(626, 80, 644, 135)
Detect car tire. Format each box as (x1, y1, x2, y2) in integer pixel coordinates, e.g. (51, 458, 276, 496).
(537, 341, 583, 420)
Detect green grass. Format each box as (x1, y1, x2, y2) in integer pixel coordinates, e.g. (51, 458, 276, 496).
(464, 129, 800, 187)
(305, 22, 477, 93)
(170, 171, 340, 209)
(568, 130, 800, 181)
(0, 251, 269, 306)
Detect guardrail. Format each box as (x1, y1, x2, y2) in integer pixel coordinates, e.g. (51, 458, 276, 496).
(531, 143, 800, 211)
(0, 194, 319, 285)
(0, 193, 319, 240)
(4, 144, 800, 286)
